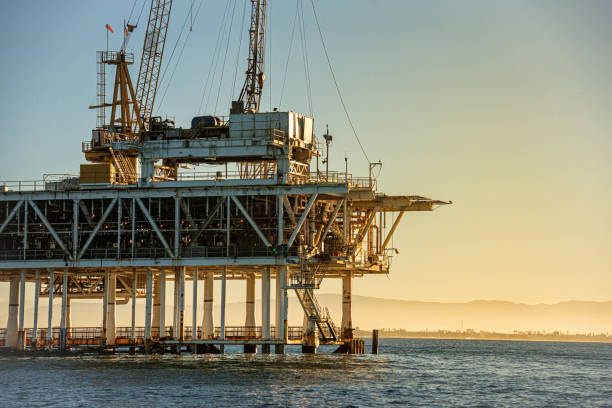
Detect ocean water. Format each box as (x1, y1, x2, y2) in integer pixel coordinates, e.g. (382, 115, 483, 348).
(0, 339, 610, 407)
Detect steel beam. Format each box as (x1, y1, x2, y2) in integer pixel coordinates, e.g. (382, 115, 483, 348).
(287, 194, 318, 249)
(0, 200, 23, 234)
(28, 200, 72, 259)
(316, 199, 344, 248)
(231, 196, 271, 247)
(77, 197, 118, 260)
(191, 197, 225, 244)
(135, 197, 174, 258)
(381, 211, 405, 251)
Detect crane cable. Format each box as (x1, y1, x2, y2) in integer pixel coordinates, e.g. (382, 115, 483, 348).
(213, 0, 238, 115)
(299, 0, 314, 117)
(309, 0, 370, 164)
(205, 0, 234, 113)
(157, 0, 206, 113)
(231, 0, 248, 97)
(125, 0, 148, 49)
(198, 0, 232, 114)
(279, 1, 300, 109)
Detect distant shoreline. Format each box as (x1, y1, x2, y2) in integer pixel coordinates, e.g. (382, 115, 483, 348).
(354, 330, 612, 344)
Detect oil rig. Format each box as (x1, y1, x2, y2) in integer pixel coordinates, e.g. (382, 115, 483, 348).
(0, 0, 449, 354)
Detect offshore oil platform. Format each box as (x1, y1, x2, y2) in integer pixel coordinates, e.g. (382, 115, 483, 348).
(0, 0, 449, 354)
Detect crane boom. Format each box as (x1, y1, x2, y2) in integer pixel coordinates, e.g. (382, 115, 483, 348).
(233, 0, 267, 114)
(135, 0, 173, 131)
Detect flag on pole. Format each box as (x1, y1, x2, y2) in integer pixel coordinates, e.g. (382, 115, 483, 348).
(105, 24, 114, 33)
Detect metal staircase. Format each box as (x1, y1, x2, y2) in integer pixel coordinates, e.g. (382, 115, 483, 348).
(289, 261, 338, 343)
(109, 147, 137, 184)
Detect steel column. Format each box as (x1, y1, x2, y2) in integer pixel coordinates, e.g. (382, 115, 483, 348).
(131, 269, 136, 342)
(32, 270, 39, 346)
(145, 268, 153, 343)
(202, 271, 214, 339)
(18, 269, 25, 331)
(47, 269, 53, 348)
(220, 266, 227, 341)
(192, 267, 198, 340)
(261, 265, 271, 353)
(60, 268, 67, 350)
(6, 276, 19, 348)
(160, 271, 166, 337)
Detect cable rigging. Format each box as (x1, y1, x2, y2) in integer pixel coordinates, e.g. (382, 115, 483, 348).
(309, 0, 370, 164)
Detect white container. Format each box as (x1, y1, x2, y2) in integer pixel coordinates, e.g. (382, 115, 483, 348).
(229, 111, 313, 143)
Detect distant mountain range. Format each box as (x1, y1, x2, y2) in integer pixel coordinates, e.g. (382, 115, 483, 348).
(1, 295, 610, 334)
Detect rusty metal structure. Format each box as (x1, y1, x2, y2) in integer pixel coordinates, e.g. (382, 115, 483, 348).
(0, 1, 450, 354)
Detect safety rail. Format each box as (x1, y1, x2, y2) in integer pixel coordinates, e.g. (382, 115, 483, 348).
(100, 51, 134, 64)
(309, 171, 375, 190)
(0, 326, 307, 343)
(176, 170, 275, 182)
(0, 246, 298, 262)
(1, 174, 79, 193)
(1, 169, 376, 192)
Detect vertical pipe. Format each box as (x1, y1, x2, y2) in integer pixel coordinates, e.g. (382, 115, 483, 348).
(47, 269, 53, 348)
(226, 197, 231, 256)
(131, 198, 136, 258)
(174, 197, 180, 257)
(172, 269, 179, 339)
(131, 270, 136, 342)
(282, 266, 288, 344)
(179, 267, 185, 342)
(73, 200, 79, 261)
(23, 201, 27, 260)
(32, 270, 39, 347)
(160, 271, 166, 338)
(66, 298, 72, 339)
(145, 268, 153, 345)
(18, 269, 25, 331)
(192, 267, 198, 340)
(60, 268, 67, 350)
(103, 270, 108, 345)
(220, 266, 227, 340)
(117, 198, 122, 258)
(6, 276, 19, 349)
(261, 266, 271, 354)
(277, 195, 283, 246)
(343, 197, 348, 244)
(275, 267, 282, 340)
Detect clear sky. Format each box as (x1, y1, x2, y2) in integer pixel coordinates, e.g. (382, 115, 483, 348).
(0, 0, 610, 304)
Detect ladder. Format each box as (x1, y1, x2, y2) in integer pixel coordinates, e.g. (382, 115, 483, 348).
(108, 147, 136, 184)
(290, 264, 338, 342)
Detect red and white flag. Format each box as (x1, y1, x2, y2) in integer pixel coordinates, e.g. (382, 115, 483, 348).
(105, 24, 114, 33)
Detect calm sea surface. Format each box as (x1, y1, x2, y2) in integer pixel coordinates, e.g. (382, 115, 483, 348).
(0, 339, 610, 407)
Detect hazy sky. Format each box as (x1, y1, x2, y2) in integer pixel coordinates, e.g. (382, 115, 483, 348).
(0, 0, 610, 304)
